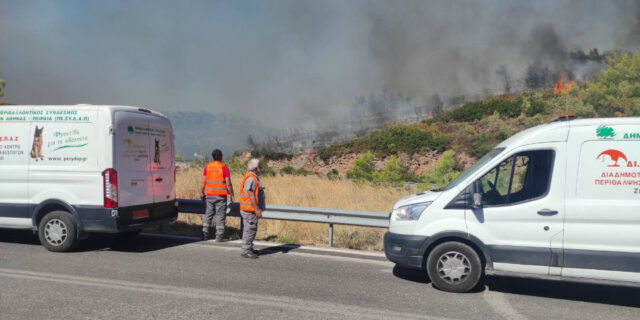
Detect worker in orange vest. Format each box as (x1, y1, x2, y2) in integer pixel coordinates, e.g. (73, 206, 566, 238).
(200, 149, 235, 241)
(238, 158, 264, 258)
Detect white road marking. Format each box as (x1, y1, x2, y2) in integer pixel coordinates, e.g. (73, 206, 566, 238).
(482, 287, 530, 320)
(0, 268, 455, 320)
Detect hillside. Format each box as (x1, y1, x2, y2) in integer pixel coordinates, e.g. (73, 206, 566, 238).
(249, 52, 640, 188)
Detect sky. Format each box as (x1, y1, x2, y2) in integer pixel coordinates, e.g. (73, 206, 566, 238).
(1, 0, 639, 128)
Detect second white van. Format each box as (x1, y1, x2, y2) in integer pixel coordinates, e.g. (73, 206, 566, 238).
(385, 116, 640, 292)
(0, 105, 178, 251)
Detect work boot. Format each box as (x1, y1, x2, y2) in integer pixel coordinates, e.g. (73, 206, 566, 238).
(202, 231, 211, 241)
(241, 251, 259, 259)
(214, 235, 225, 243)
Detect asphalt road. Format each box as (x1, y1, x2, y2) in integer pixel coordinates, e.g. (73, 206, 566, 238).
(1, 231, 639, 320)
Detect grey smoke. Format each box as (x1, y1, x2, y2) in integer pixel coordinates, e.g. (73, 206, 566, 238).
(1, 0, 640, 132)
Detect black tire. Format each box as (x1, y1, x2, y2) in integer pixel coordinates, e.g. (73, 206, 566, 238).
(38, 211, 78, 252)
(426, 242, 483, 293)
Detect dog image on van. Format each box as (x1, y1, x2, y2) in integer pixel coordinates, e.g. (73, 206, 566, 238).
(153, 138, 161, 165)
(30, 126, 44, 161)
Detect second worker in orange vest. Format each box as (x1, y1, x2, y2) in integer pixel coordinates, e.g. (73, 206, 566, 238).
(238, 158, 264, 259)
(200, 149, 235, 241)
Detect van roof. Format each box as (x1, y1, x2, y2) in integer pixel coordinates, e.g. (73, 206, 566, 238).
(497, 117, 640, 150)
(0, 104, 168, 118)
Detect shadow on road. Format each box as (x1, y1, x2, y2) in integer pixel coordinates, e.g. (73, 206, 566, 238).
(257, 244, 301, 256)
(485, 276, 640, 308)
(0, 229, 197, 253)
(0, 229, 40, 246)
(392, 265, 430, 284)
(78, 233, 199, 253)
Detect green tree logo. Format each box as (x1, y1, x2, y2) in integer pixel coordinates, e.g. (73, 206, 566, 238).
(596, 125, 615, 139)
(127, 125, 134, 133)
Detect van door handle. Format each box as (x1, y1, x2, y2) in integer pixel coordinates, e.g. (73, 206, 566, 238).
(537, 209, 558, 216)
(155, 178, 163, 182)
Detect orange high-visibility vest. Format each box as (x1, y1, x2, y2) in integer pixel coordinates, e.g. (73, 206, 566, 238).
(239, 171, 260, 212)
(204, 161, 228, 196)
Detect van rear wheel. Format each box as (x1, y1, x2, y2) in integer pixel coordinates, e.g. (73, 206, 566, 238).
(426, 242, 482, 293)
(38, 211, 78, 252)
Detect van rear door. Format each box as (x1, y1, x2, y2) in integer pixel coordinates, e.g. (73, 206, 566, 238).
(147, 117, 175, 204)
(0, 106, 31, 227)
(114, 111, 154, 207)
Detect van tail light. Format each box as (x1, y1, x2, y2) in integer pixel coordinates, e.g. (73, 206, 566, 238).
(102, 168, 118, 208)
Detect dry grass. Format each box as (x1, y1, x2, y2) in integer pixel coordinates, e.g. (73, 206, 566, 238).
(171, 168, 414, 250)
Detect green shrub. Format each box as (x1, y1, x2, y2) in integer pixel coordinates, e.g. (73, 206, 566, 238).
(347, 152, 375, 182)
(470, 134, 494, 158)
(251, 149, 293, 161)
(227, 156, 246, 174)
(317, 124, 449, 159)
(422, 151, 461, 189)
(280, 166, 311, 176)
(326, 168, 340, 180)
(372, 155, 412, 186)
(280, 166, 295, 175)
(439, 96, 523, 122)
(258, 158, 275, 176)
(317, 144, 352, 162)
(365, 125, 449, 156)
(525, 97, 548, 116)
(452, 123, 495, 158)
(295, 168, 311, 176)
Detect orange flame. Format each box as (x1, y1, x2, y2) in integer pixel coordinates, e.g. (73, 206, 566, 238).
(427, 112, 434, 120)
(554, 74, 575, 94)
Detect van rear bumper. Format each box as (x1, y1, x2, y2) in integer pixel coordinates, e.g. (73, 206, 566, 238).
(384, 232, 429, 269)
(77, 200, 178, 233)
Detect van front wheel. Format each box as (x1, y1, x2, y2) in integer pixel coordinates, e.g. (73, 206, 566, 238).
(426, 242, 482, 293)
(38, 211, 78, 252)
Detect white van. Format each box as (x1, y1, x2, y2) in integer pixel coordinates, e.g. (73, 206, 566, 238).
(385, 116, 640, 292)
(0, 105, 178, 251)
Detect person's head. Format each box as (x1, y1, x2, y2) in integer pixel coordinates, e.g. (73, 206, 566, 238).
(211, 149, 223, 161)
(247, 158, 261, 173)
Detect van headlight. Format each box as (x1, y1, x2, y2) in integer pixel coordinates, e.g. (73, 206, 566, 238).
(391, 202, 432, 221)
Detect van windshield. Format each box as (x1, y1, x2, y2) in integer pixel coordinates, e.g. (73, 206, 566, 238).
(442, 148, 505, 191)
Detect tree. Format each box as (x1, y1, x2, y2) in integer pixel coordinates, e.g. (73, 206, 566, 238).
(423, 151, 460, 188)
(0, 79, 5, 97)
(347, 152, 375, 182)
(373, 155, 411, 186)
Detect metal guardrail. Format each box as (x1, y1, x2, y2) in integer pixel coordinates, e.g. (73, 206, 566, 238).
(177, 199, 390, 246)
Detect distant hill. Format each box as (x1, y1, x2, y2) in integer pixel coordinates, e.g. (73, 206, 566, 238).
(164, 111, 278, 160)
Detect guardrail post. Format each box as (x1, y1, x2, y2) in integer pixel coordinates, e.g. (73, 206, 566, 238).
(328, 223, 334, 247)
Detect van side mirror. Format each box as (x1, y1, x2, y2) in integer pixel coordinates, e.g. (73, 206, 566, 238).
(471, 180, 482, 209)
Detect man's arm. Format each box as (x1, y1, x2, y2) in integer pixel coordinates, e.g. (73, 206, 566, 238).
(225, 177, 235, 202)
(200, 177, 207, 199)
(200, 167, 207, 199)
(247, 192, 262, 218)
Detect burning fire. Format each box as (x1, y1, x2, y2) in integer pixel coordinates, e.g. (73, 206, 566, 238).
(553, 74, 575, 94)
